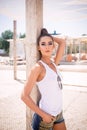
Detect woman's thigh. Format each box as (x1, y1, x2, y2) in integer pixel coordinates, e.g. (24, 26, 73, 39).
(53, 121, 66, 130)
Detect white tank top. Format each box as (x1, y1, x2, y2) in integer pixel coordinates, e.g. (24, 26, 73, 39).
(36, 60, 63, 116)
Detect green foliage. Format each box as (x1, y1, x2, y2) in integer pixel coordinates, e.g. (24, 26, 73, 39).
(0, 30, 25, 54)
(1, 30, 13, 39)
(0, 30, 13, 53)
(19, 33, 26, 38)
(0, 38, 3, 49)
(1, 40, 9, 53)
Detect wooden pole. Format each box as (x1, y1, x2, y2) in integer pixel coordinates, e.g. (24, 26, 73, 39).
(13, 20, 17, 80)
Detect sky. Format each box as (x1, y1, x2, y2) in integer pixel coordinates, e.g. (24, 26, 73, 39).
(0, 0, 87, 37)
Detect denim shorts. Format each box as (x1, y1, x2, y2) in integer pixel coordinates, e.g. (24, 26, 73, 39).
(32, 111, 64, 130)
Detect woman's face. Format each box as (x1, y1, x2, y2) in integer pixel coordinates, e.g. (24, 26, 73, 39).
(38, 36, 54, 57)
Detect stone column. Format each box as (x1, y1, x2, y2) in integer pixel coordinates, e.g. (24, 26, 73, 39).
(25, 0, 43, 130)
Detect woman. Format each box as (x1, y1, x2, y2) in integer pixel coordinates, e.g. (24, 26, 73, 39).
(21, 28, 66, 130)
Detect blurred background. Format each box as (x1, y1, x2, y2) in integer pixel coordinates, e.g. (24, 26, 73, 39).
(0, 0, 87, 130)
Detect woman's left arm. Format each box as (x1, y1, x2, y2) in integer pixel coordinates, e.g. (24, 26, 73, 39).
(53, 36, 66, 65)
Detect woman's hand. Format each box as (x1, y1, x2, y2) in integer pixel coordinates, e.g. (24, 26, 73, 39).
(42, 113, 56, 123)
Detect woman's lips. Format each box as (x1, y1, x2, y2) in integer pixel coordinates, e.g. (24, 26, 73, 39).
(45, 50, 50, 52)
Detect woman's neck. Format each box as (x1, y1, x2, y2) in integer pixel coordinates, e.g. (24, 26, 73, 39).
(41, 56, 52, 65)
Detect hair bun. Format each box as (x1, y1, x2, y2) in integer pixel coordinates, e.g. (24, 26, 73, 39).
(41, 28, 48, 35)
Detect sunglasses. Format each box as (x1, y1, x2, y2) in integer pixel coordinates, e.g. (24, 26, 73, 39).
(57, 74, 63, 89)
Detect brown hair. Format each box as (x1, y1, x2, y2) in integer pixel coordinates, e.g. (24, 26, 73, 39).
(37, 28, 54, 59)
(37, 28, 53, 46)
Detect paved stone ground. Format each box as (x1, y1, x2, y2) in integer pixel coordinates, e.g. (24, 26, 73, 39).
(0, 69, 26, 130)
(63, 87, 87, 130)
(0, 64, 87, 130)
(0, 94, 26, 130)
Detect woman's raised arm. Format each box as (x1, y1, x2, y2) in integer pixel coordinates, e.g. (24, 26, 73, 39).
(53, 36, 66, 65)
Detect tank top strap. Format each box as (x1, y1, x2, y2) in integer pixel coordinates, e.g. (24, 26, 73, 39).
(38, 60, 47, 68)
(52, 62, 63, 80)
(52, 62, 57, 69)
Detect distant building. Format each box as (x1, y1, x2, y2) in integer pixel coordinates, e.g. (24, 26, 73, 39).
(7, 38, 26, 59)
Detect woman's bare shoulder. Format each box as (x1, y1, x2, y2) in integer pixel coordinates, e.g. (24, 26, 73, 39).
(30, 61, 43, 75)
